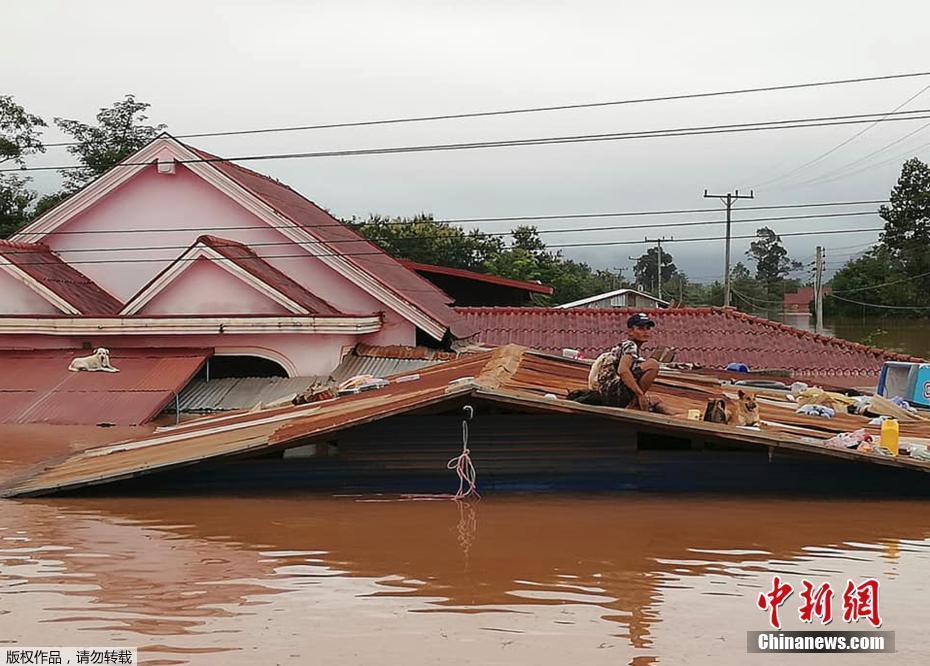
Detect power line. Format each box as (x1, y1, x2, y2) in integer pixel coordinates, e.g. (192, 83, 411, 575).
(39, 70, 930, 148)
(731, 288, 789, 307)
(0, 226, 885, 268)
(753, 82, 930, 188)
(830, 269, 930, 294)
(9, 109, 930, 174)
(828, 293, 930, 310)
(779, 121, 930, 189)
(442, 198, 886, 225)
(13, 199, 885, 239)
(785, 132, 930, 189)
(14, 209, 879, 244)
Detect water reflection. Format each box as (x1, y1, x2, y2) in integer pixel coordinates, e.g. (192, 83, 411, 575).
(1, 495, 929, 665)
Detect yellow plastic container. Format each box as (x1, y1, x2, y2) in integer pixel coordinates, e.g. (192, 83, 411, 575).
(881, 419, 900, 456)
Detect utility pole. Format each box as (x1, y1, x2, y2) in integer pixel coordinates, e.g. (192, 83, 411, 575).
(703, 189, 755, 308)
(814, 245, 825, 334)
(645, 236, 672, 301)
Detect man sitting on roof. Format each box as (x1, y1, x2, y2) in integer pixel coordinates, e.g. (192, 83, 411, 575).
(587, 313, 672, 413)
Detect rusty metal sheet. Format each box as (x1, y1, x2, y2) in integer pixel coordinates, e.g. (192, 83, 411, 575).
(16, 390, 177, 426)
(0, 392, 42, 423)
(0, 348, 210, 426)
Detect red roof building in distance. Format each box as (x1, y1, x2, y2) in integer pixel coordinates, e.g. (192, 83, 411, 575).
(783, 286, 831, 314)
(455, 306, 924, 387)
(399, 260, 553, 306)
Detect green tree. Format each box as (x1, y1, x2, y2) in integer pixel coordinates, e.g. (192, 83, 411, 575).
(632, 247, 678, 295)
(826, 246, 912, 315)
(1, 174, 37, 238)
(484, 227, 624, 304)
(54, 95, 166, 194)
(747, 226, 803, 285)
(1, 96, 45, 164)
(879, 157, 930, 296)
(349, 214, 504, 270)
(0, 96, 46, 237)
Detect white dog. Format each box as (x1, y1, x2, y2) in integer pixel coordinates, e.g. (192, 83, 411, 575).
(68, 347, 120, 373)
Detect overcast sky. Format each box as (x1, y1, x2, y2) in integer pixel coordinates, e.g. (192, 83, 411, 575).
(6, 0, 930, 281)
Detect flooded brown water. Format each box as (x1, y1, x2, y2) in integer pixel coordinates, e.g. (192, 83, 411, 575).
(2, 494, 929, 665)
(781, 314, 930, 359)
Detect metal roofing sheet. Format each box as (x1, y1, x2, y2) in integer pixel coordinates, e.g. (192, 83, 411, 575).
(177, 376, 327, 413)
(330, 355, 444, 384)
(0, 348, 210, 425)
(15, 390, 178, 426)
(7, 345, 930, 497)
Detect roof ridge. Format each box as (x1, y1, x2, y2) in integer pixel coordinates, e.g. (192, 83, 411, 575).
(182, 144, 298, 191)
(194, 235, 341, 315)
(181, 142, 471, 338)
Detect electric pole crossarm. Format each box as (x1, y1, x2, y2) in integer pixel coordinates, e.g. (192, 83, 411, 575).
(703, 189, 755, 308)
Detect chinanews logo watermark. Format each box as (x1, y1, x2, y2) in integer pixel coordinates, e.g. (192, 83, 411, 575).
(749, 576, 894, 654)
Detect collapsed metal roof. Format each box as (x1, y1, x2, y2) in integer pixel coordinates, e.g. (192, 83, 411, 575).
(4, 345, 930, 498)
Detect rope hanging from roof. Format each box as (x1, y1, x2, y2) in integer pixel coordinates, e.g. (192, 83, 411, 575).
(448, 405, 480, 500)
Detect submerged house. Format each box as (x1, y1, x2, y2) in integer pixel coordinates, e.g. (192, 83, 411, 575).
(0, 134, 483, 423)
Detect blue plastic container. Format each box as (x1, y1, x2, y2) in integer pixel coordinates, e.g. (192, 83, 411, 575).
(876, 362, 930, 408)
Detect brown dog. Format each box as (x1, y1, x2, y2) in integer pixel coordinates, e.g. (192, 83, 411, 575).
(703, 390, 760, 426)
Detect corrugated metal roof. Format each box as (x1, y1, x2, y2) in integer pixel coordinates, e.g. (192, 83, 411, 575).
(7, 344, 930, 497)
(330, 355, 444, 384)
(177, 376, 328, 413)
(0, 348, 210, 425)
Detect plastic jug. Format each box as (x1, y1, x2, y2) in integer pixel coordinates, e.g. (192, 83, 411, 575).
(881, 419, 900, 456)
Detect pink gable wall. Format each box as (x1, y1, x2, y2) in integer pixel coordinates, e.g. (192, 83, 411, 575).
(0, 269, 62, 315)
(42, 165, 402, 321)
(18, 162, 417, 373)
(138, 257, 292, 316)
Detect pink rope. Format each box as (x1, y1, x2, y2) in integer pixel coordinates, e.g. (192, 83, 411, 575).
(447, 408, 479, 500)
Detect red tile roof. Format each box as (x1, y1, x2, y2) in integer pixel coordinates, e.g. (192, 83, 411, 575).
(399, 260, 554, 295)
(0, 348, 210, 425)
(455, 306, 924, 383)
(198, 235, 341, 315)
(0, 241, 123, 315)
(784, 286, 831, 308)
(185, 145, 474, 339)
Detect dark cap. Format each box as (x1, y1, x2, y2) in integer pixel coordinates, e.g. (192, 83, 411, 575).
(627, 313, 656, 329)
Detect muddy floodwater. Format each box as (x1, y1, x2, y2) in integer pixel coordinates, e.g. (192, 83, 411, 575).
(1, 494, 929, 665)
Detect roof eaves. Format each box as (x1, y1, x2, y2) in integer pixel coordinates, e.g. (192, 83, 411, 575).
(400, 260, 555, 295)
